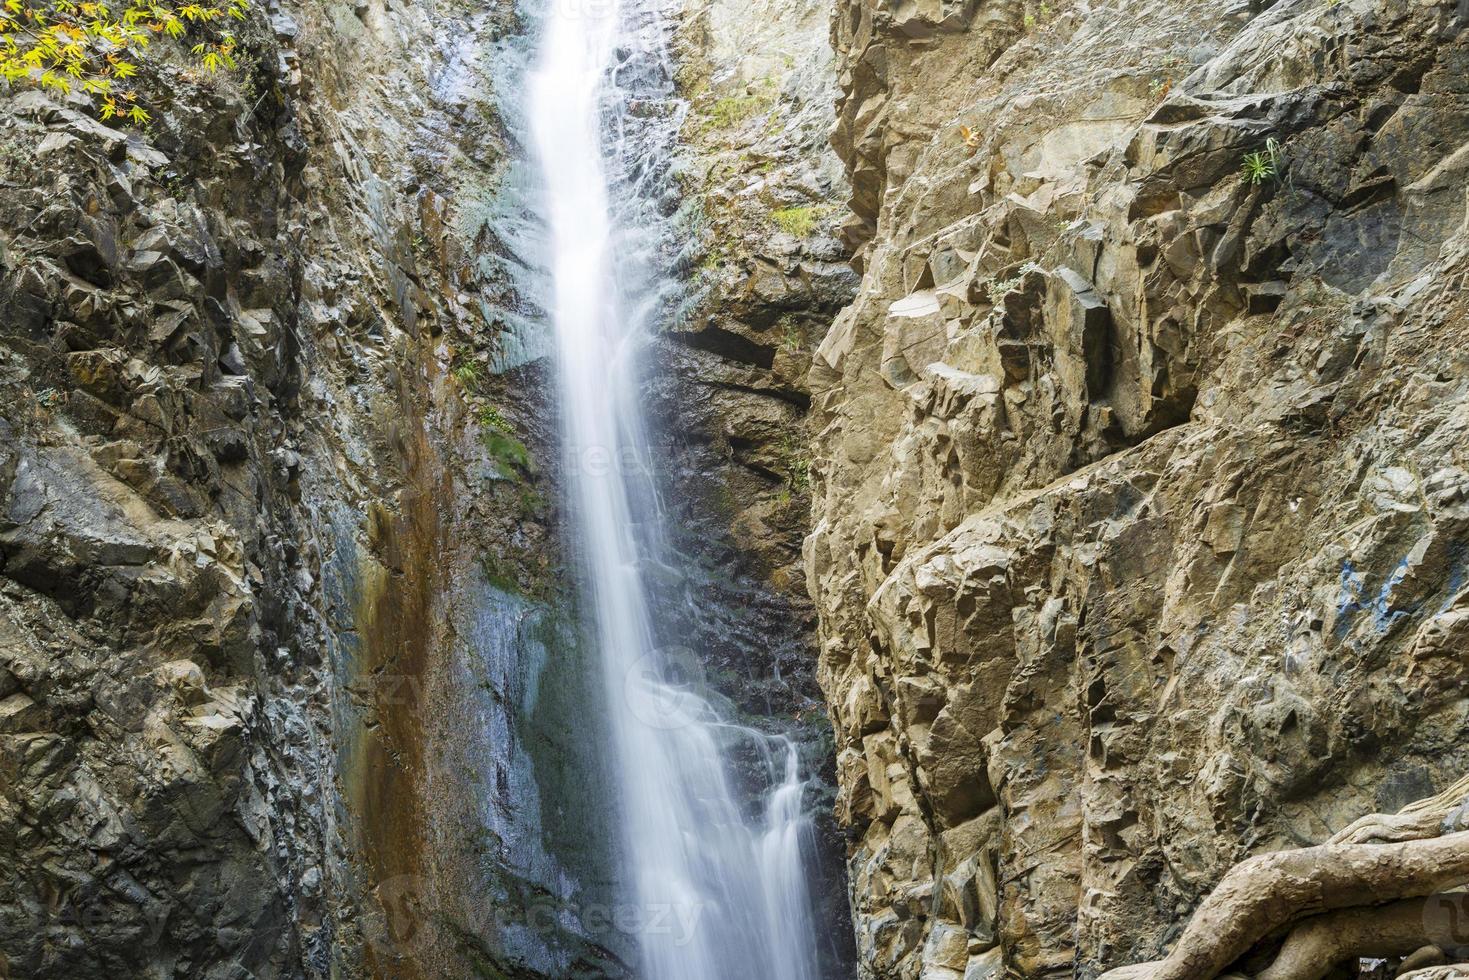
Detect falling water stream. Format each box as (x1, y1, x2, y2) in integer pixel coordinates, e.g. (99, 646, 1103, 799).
(525, 0, 824, 978)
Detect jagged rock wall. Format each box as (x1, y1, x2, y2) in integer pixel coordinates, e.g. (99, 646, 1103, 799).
(0, 9, 345, 972)
(662, 0, 853, 683)
(0, 0, 583, 976)
(0, 0, 874, 975)
(808, 0, 1469, 977)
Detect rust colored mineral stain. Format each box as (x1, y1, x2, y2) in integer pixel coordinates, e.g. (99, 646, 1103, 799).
(346, 382, 455, 980)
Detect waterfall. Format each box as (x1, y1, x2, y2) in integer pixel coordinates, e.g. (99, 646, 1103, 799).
(525, 0, 824, 978)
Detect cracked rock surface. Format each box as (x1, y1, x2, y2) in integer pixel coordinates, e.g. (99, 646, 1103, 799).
(807, 0, 1469, 976)
(0, 0, 556, 975)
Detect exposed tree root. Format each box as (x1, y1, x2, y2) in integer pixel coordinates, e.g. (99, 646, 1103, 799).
(1255, 897, 1447, 980)
(1098, 826, 1469, 980)
(1330, 775, 1469, 845)
(1398, 947, 1450, 975)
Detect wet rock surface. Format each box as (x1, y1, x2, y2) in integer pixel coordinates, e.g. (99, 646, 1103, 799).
(809, 0, 1469, 976)
(0, 0, 584, 976)
(0, 0, 866, 975)
(655, 0, 860, 973)
(13, 0, 1466, 973)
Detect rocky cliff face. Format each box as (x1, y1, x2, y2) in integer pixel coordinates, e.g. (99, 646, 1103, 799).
(14, 0, 1465, 975)
(0, 0, 859, 976)
(658, 0, 853, 720)
(0, 0, 589, 975)
(0, 6, 354, 972)
(808, 0, 1469, 977)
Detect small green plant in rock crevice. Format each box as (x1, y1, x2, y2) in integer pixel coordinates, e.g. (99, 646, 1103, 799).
(983, 261, 1042, 305)
(482, 427, 530, 476)
(777, 315, 808, 353)
(695, 77, 779, 138)
(771, 205, 818, 238)
(698, 238, 730, 272)
(1242, 137, 1285, 186)
(777, 433, 811, 508)
(704, 93, 767, 131)
(1148, 54, 1186, 102)
(788, 453, 810, 493)
(452, 360, 481, 390)
(472, 398, 531, 478)
(477, 404, 513, 435)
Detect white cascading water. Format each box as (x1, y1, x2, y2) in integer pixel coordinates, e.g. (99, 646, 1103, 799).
(526, 0, 824, 978)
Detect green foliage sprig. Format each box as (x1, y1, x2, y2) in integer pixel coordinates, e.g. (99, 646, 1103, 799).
(771, 205, 816, 238)
(0, 0, 249, 123)
(1242, 137, 1285, 186)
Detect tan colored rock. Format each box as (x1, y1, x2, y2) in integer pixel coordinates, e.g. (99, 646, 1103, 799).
(157, 659, 209, 705)
(0, 694, 42, 734)
(923, 921, 970, 971)
(811, 0, 1469, 974)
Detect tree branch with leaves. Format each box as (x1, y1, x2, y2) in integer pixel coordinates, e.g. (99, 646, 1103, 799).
(0, 0, 249, 123)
